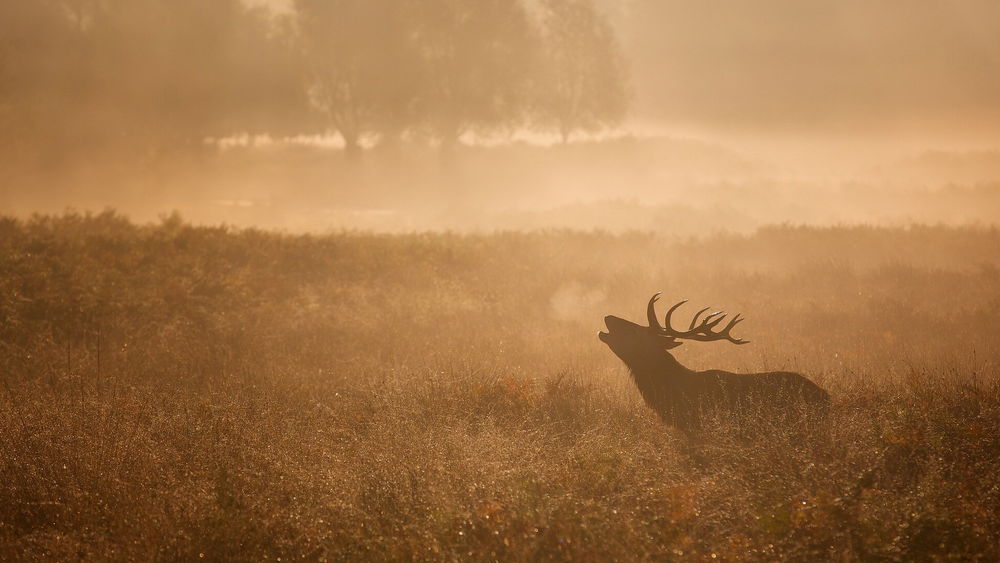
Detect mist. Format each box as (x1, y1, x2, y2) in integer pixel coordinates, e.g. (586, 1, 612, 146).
(2, 0, 999, 230)
(4, 3, 1000, 559)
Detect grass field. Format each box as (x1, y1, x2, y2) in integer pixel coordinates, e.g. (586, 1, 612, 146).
(1, 211, 998, 560)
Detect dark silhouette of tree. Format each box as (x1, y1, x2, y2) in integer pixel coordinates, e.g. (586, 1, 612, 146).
(536, 0, 628, 143)
(1, 0, 307, 166)
(410, 0, 539, 150)
(88, 0, 308, 158)
(294, 0, 545, 154)
(294, 0, 420, 157)
(1, 0, 633, 169)
(0, 1, 91, 165)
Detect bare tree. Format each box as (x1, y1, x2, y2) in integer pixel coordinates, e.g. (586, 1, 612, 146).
(599, 293, 829, 431)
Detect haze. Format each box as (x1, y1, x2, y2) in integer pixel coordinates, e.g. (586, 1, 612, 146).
(2, 0, 999, 231)
(3, 3, 1000, 559)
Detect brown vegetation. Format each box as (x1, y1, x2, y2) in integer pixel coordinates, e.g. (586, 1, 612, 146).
(1, 212, 998, 560)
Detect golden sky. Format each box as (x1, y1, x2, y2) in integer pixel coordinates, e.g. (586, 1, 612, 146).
(251, 0, 1000, 146)
(616, 1, 1000, 145)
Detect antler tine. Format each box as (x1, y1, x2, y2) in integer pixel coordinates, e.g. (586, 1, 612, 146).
(684, 310, 725, 335)
(718, 314, 749, 344)
(647, 293, 664, 330)
(701, 311, 726, 330)
(688, 307, 711, 331)
(662, 299, 689, 333)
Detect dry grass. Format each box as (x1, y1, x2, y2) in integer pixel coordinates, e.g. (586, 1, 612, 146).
(1, 211, 998, 560)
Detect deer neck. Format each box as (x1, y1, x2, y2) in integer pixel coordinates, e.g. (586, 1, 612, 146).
(662, 352, 692, 376)
(626, 350, 692, 388)
(625, 351, 694, 419)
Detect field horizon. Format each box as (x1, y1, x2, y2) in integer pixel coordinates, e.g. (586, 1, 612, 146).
(6, 137, 1000, 235)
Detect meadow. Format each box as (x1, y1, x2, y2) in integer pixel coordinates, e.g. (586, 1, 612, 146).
(1, 211, 998, 560)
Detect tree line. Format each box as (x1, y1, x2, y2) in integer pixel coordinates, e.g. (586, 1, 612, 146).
(0, 0, 628, 165)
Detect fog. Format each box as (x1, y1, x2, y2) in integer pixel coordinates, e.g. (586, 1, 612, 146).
(4, 5, 1000, 557)
(621, 1, 1000, 137)
(2, 0, 999, 233)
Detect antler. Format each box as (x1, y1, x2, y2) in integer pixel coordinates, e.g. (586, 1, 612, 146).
(648, 293, 749, 345)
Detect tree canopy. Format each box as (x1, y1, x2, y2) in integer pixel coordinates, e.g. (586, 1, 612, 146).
(536, 0, 629, 143)
(1, 0, 629, 165)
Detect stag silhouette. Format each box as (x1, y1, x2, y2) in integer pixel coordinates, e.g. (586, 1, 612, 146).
(599, 293, 830, 430)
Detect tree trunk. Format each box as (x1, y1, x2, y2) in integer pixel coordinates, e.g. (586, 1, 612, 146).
(342, 131, 362, 159)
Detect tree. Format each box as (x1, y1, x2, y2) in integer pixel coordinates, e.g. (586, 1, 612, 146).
(410, 0, 539, 149)
(294, 0, 420, 157)
(0, 0, 308, 167)
(535, 0, 628, 143)
(87, 0, 309, 159)
(0, 1, 91, 165)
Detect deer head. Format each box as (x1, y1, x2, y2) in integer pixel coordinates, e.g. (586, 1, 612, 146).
(599, 293, 749, 369)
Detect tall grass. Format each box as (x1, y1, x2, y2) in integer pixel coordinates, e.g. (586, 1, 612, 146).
(1, 211, 998, 560)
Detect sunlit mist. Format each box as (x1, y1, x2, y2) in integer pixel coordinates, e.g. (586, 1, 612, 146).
(1, 0, 997, 230)
(1, 2, 998, 561)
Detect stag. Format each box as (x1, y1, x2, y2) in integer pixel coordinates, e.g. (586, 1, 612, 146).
(599, 293, 830, 430)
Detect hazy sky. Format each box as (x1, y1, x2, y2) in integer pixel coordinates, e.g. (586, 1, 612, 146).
(252, 1, 1000, 148)
(254, 0, 1000, 151)
(613, 1, 1000, 147)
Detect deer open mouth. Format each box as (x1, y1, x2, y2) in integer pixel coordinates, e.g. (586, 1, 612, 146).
(598, 316, 617, 342)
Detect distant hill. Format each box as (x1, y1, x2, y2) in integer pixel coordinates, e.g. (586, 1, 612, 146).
(874, 150, 1000, 185)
